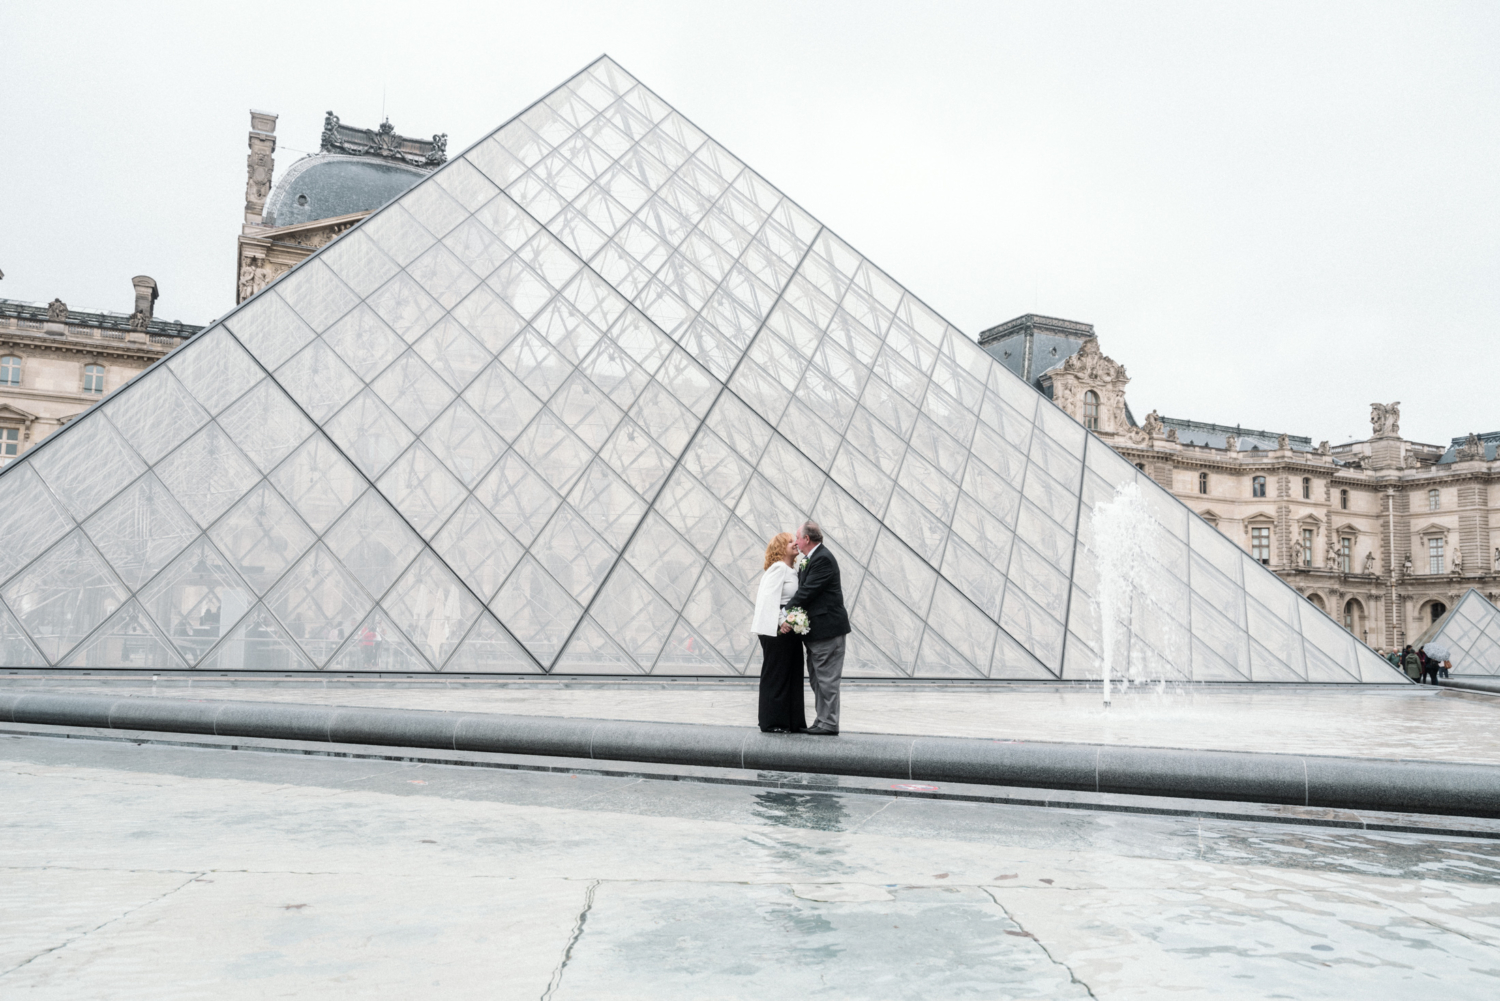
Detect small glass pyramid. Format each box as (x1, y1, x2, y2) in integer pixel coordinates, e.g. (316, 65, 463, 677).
(1410, 589, 1500, 677)
(0, 57, 1408, 682)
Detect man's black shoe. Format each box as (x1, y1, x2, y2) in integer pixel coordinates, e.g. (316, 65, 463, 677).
(804, 725, 839, 736)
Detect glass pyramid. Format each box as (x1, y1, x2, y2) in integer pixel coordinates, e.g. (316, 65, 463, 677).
(0, 56, 1407, 682)
(1411, 589, 1500, 677)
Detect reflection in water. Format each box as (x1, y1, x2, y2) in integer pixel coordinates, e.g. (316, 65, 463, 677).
(752, 791, 849, 831)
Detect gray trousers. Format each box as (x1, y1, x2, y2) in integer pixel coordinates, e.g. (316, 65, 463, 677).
(804, 634, 846, 730)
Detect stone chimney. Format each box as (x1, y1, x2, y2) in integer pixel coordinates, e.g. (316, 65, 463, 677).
(245, 110, 278, 227)
(131, 276, 158, 320)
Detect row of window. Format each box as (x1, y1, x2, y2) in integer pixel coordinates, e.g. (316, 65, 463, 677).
(1254, 525, 1453, 574)
(0, 355, 106, 394)
(1207, 472, 1443, 512)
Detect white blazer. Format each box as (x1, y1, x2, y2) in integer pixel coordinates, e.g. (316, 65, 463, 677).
(752, 562, 799, 636)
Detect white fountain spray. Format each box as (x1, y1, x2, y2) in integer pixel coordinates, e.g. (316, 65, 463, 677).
(1090, 481, 1154, 706)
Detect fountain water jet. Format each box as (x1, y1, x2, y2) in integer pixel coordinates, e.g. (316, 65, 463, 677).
(1090, 482, 1155, 705)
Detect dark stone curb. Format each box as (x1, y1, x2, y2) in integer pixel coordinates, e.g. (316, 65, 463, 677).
(1439, 677, 1500, 696)
(3, 691, 1498, 818)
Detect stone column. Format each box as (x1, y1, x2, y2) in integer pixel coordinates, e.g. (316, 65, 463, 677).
(245, 110, 278, 226)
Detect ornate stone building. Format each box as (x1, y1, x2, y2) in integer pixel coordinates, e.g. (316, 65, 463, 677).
(236, 109, 447, 303)
(981, 314, 1500, 651)
(0, 276, 200, 464)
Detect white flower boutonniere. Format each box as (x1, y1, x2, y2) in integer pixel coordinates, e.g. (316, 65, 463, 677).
(795, 554, 809, 572)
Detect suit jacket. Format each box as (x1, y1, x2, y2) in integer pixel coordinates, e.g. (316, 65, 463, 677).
(786, 545, 851, 642)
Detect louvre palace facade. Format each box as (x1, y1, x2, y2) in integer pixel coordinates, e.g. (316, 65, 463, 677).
(991, 314, 1500, 652)
(0, 58, 1414, 684)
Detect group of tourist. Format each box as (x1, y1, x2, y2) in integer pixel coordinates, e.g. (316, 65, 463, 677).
(1382, 645, 1449, 684)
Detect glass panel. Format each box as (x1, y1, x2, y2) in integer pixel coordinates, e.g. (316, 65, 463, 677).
(777, 400, 842, 470)
(882, 488, 947, 565)
(276, 259, 359, 332)
(553, 615, 641, 675)
(325, 388, 416, 479)
(829, 445, 894, 515)
(940, 532, 1006, 620)
(223, 290, 315, 370)
(999, 586, 1064, 670)
(431, 496, 524, 603)
(376, 443, 468, 538)
(369, 351, 456, 435)
(588, 564, 677, 670)
(913, 627, 985, 680)
(487, 258, 556, 322)
(274, 338, 364, 423)
(31, 414, 146, 522)
(566, 459, 646, 551)
(992, 627, 1058, 680)
(625, 513, 704, 609)
(138, 537, 255, 666)
(166, 326, 264, 415)
(680, 429, 753, 506)
(103, 367, 210, 464)
(450, 285, 526, 357)
(0, 601, 47, 667)
(216, 378, 315, 474)
(361, 203, 437, 269)
(2, 530, 128, 663)
(653, 618, 736, 675)
(0, 465, 77, 588)
(367, 270, 446, 344)
(473, 451, 562, 546)
(325, 608, 432, 673)
(268, 434, 364, 534)
(533, 298, 602, 365)
(61, 599, 186, 669)
(498, 330, 572, 402)
(489, 555, 581, 668)
(552, 372, 625, 451)
(154, 422, 261, 530)
(599, 419, 673, 501)
(414, 316, 492, 392)
(1008, 540, 1071, 622)
(444, 611, 540, 673)
(868, 531, 937, 614)
(382, 551, 483, 668)
(710, 516, 767, 591)
(654, 469, 730, 558)
(406, 244, 482, 311)
(421, 400, 505, 487)
(322, 489, 424, 599)
(531, 505, 615, 605)
(854, 577, 923, 674)
(896, 450, 958, 522)
(811, 480, 880, 565)
(319, 229, 400, 298)
(265, 543, 375, 667)
(680, 566, 757, 669)
(734, 474, 806, 547)
(463, 360, 544, 443)
(513, 410, 593, 495)
(207, 480, 317, 596)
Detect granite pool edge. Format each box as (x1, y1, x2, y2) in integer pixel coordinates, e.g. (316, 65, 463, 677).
(4, 690, 1497, 819)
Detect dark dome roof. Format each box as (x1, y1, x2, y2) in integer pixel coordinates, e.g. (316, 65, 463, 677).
(263, 153, 429, 228)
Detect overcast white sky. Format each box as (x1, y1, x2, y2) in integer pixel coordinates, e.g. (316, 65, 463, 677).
(2, 1, 1495, 445)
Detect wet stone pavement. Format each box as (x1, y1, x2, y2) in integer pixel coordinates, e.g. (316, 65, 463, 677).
(2, 731, 1498, 999)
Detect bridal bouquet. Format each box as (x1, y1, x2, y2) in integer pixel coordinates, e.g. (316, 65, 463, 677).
(782, 606, 811, 635)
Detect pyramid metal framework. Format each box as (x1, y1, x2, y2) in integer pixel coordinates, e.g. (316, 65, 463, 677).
(1413, 589, 1500, 677)
(0, 57, 1407, 682)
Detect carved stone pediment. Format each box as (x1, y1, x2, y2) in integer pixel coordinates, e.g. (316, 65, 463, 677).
(1455, 432, 1485, 461)
(1059, 337, 1127, 384)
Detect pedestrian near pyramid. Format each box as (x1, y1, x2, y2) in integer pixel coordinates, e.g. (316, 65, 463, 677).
(781, 520, 850, 735)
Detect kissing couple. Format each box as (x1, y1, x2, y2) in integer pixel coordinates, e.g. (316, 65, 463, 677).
(750, 519, 850, 736)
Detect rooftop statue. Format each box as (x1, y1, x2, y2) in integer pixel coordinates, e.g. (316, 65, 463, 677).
(1369, 401, 1401, 439)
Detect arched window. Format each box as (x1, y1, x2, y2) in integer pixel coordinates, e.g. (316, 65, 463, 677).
(1431, 601, 1447, 624)
(1302, 477, 1311, 499)
(1252, 475, 1266, 498)
(0, 356, 20, 386)
(1428, 488, 1440, 511)
(1339, 488, 1349, 510)
(82, 364, 105, 394)
(1082, 391, 1099, 430)
(1198, 471, 1208, 494)
(1135, 462, 1145, 471)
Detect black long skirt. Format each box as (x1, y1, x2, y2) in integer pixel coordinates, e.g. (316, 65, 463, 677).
(758, 631, 807, 732)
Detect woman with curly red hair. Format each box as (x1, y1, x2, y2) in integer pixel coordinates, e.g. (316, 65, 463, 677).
(751, 531, 805, 733)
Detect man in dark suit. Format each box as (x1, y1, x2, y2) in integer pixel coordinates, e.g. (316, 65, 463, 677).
(781, 520, 850, 735)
